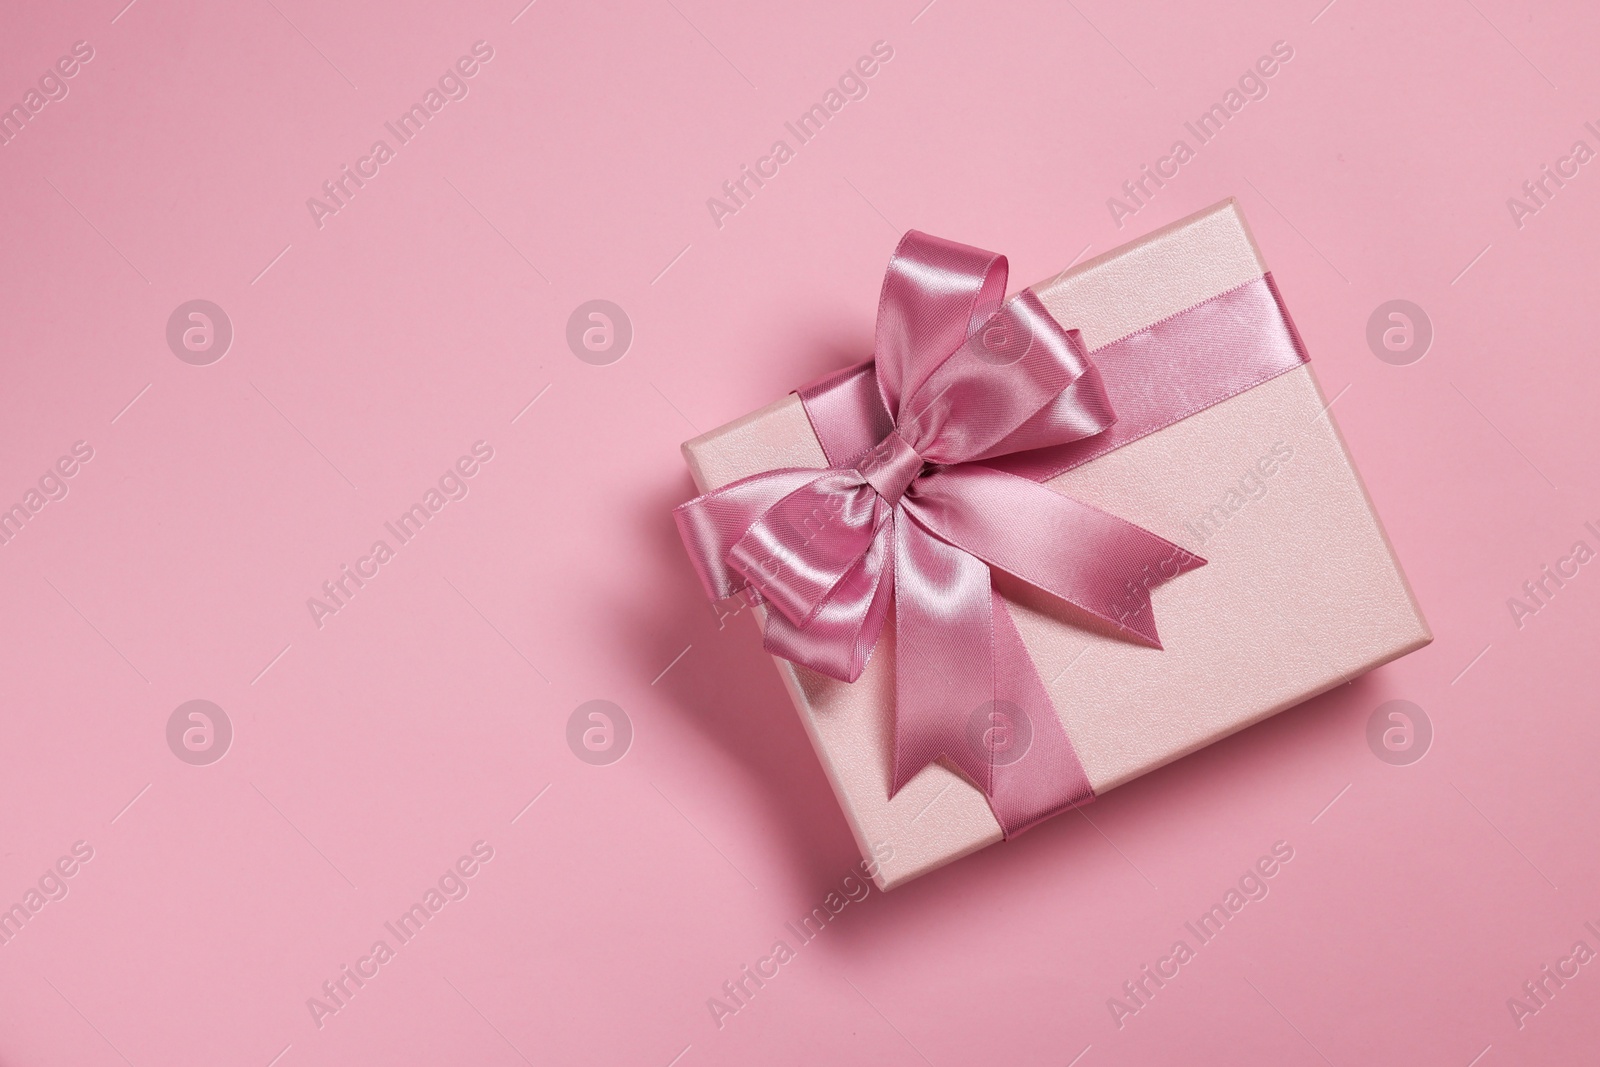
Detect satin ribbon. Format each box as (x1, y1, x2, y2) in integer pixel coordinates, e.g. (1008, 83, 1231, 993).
(675, 231, 1308, 836)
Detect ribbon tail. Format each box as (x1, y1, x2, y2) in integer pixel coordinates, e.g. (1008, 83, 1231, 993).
(891, 514, 1095, 835)
(891, 515, 997, 797)
(987, 587, 1095, 836)
(906, 465, 1204, 648)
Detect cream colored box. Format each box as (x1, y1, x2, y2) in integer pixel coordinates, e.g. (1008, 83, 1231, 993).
(682, 201, 1430, 889)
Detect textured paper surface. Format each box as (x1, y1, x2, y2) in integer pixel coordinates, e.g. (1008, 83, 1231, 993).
(683, 201, 1431, 889)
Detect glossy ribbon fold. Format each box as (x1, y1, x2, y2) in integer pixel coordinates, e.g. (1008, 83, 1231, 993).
(675, 231, 1308, 836)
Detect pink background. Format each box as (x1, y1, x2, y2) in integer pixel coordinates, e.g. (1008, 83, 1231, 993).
(0, 0, 1595, 1064)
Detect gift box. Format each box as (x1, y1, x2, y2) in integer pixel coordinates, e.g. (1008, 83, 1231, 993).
(678, 199, 1430, 889)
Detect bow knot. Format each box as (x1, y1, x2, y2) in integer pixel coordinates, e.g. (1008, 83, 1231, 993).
(856, 430, 925, 505)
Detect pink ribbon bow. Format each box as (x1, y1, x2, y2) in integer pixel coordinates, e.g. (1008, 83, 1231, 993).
(675, 231, 1230, 835)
